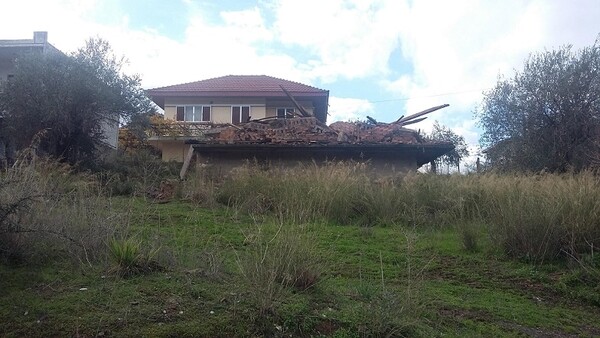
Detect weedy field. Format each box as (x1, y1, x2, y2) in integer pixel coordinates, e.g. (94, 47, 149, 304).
(1, 159, 600, 337)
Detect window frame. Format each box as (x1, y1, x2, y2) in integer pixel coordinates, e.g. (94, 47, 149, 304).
(231, 105, 251, 125)
(175, 105, 211, 122)
(276, 107, 295, 119)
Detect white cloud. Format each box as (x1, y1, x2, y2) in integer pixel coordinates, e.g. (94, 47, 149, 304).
(383, 0, 600, 148)
(271, 0, 408, 82)
(327, 97, 373, 123)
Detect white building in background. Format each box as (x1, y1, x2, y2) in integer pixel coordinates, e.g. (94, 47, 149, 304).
(0, 31, 118, 149)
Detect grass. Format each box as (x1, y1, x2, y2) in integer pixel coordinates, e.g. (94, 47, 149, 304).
(2, 161, 600, 336)
(2, 200, 600, 336)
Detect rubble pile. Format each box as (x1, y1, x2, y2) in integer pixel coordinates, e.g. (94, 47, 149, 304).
(209, 117, 338, 144)
(328, 121, 421, 144)
(194, 103, 455, 145)
(200, 117, 424, 145)
(197, 117, 423, 144)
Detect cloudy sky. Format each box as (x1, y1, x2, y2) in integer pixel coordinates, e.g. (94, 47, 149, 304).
(2, 0, 599, 156)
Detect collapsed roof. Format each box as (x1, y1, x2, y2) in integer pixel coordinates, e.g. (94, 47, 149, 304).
(188, 104, 451, 146)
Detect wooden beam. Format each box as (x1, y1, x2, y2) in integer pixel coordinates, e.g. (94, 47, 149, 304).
(279, 85, 312, 117)
(395, 104, 449, 124)
(399, 116, 428, 126)
(179, 145, 195, 180)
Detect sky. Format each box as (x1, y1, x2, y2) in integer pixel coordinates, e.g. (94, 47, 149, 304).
(1, 0, 599, 159)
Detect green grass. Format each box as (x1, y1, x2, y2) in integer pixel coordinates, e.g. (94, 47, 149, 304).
(2, 199, 600, 336)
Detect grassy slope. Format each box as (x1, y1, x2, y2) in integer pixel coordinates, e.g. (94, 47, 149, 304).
(1, 199, 600, 337)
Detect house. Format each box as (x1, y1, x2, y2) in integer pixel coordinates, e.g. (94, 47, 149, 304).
(146, 75, 453, 178)
(0, 31, 62, 166)
(146, 75, 329, 161)
(0, 31, 119, 150)
(0, 32, 62, 86)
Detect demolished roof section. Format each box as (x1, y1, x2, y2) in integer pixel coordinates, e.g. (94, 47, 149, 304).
(188, 103, 451, 145)
(185, 116, 431, 146)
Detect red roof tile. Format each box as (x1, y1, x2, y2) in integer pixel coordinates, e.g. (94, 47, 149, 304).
(147, 75, 327, 96)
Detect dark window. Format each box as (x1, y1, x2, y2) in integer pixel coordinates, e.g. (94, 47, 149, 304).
(176, 106, 185, 121)
(276, 108, 294, 118)
(232, 106, 251, 124)
(242, 106, 250, 122)
(202, 106, 211, 121)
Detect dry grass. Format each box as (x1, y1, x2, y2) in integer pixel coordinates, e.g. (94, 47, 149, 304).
(205, 162, 600, 263)
(236, 220, 322, 314)
(0, 158, 122, 264)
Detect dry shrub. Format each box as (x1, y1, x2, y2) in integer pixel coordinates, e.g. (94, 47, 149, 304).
(0, 157, 121, 264)
(237, 221, 322, 314)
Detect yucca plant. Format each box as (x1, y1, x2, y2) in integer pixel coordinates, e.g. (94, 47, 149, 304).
(108, 237, 161, 277)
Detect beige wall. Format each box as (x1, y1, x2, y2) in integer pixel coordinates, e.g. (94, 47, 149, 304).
(163, 97, 268, 123)
(162, 97, 314, 122)
(164, 106, 177, 120)
(147, 139, 189, 162)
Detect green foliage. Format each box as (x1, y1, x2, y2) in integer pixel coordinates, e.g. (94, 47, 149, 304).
(426, 120, 469, 171)
(108, 237, 161, 277)
(478, 36, 600, 172)
(98, 150, 180, 197)
(0, 38, 154, 167)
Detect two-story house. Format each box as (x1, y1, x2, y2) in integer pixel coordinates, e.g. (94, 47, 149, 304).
(146, 75, 329, 161)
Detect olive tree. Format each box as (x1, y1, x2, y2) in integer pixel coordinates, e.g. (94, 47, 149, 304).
(426, 121, 469, 173)
(478, 37, 600, 172)
(0, 38, 154, 167)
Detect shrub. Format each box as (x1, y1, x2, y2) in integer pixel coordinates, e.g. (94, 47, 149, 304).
(0, 157, 120, 264)
(108, 237, 161, 276)
(237, 221, 322, 314)
(98, 150, 180, 197)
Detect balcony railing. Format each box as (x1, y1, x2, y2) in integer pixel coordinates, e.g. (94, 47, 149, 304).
(146, 121, 235, 139)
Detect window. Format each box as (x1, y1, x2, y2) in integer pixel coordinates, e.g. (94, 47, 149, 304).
(176, 105, 211, 122)
(276, 108, 295, 119)
(232, 106, 251, 125)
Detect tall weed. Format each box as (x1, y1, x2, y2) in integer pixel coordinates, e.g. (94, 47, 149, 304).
(237, 221, 322, 314)
(0, 158, 121, 264)
(213, 162, 600, 263)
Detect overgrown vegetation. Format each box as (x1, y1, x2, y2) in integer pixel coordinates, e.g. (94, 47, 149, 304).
(0, 38, 154, 168)
(2, 159, 600, 336)
(478, 36, 600, 172)
(0, 156, 120, 264)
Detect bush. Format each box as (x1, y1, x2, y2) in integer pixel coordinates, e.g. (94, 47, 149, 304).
(108, 237, 161, 276)
(98, 150, 180, 197)
(0, 157, 121, 264)
(237, 221, 322, 314)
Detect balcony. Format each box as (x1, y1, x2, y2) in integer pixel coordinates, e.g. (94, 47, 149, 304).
(147, 121, 223, 140)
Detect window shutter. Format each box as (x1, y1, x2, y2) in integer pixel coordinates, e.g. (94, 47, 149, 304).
(232, 106, 241, 124)
(176, 107, 184, 121)
(242, 106, 250, 122)
(203, 106, 211, 122)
